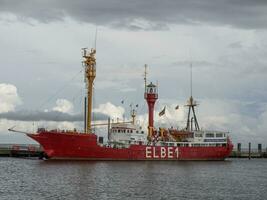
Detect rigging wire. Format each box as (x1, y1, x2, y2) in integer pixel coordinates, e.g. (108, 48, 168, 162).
(38, 69, 83, 110)
(92, 83, 96, 133)
(53, 83, 84, 122)
(32, 69, 83, 129)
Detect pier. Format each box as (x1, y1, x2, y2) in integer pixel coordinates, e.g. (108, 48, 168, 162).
(230, 143, 267, 158)
(0, 144, 43, 158)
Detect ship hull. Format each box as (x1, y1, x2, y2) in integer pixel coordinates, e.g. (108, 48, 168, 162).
(28, 132, 233, 161)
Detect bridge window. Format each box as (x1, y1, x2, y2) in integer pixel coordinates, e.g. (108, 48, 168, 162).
(206, 133, 214, 138)
(216, 133, 223, 138)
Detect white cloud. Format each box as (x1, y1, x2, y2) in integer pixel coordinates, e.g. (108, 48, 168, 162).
(253, 105, 267, 143)
(133, 100, 187, 129)
(128, 97, 267, 146)
(0, 83, 21, 113)
(0, 11, 266, 146)
(154, 103, 186, 128)
(52, 99, 73, 113)
(0, 119, 81, 143)
(36, 121, 78, 131)
(94, 102, 125, 120)
(0, 119, 80, 133)
(1, 98, 267, 146)
(150, 98, 267, 145)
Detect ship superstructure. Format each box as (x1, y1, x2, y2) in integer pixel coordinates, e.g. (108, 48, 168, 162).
(10, 47, 233, 160)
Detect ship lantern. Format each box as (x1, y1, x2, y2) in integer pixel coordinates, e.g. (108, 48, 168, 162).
(144, 82, 158, 137)
(146, 82, 157, 94)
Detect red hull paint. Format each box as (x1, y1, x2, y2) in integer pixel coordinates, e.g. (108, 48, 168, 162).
(28, 132, 233, 161)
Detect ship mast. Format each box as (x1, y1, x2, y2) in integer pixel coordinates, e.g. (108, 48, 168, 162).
(185, 63, 200, 131)
(144, 64, 148, 92)
(130, 105, 136, 125)
(83, 48, 96, 133)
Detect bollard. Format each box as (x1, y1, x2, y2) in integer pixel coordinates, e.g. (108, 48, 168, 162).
(237, 143, 241, 157)
(248, 142, 251, 160)
(258, 144, 262, 157)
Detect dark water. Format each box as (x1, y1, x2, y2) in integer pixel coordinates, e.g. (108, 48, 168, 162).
(0, 158, 266, 200)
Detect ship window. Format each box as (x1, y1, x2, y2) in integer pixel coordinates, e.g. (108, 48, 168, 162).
(195, 133, 203, 137)
(216, 133, 223, 138)
(130, 130, 133, 133)
(136, 131, 139, 133)
(123, 130, 126, 133)
(141, 131, 144, 134)
(206, 133, 214, 138)
(118, 130, 120, 133)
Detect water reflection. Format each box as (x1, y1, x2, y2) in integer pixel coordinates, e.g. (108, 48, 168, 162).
(0, 158, 266, 200)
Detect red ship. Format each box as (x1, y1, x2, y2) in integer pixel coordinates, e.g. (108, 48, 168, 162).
(10, 48, 233, 160)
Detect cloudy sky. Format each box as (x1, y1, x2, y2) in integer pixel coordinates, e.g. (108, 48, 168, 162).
(0, 0, 267, 146)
